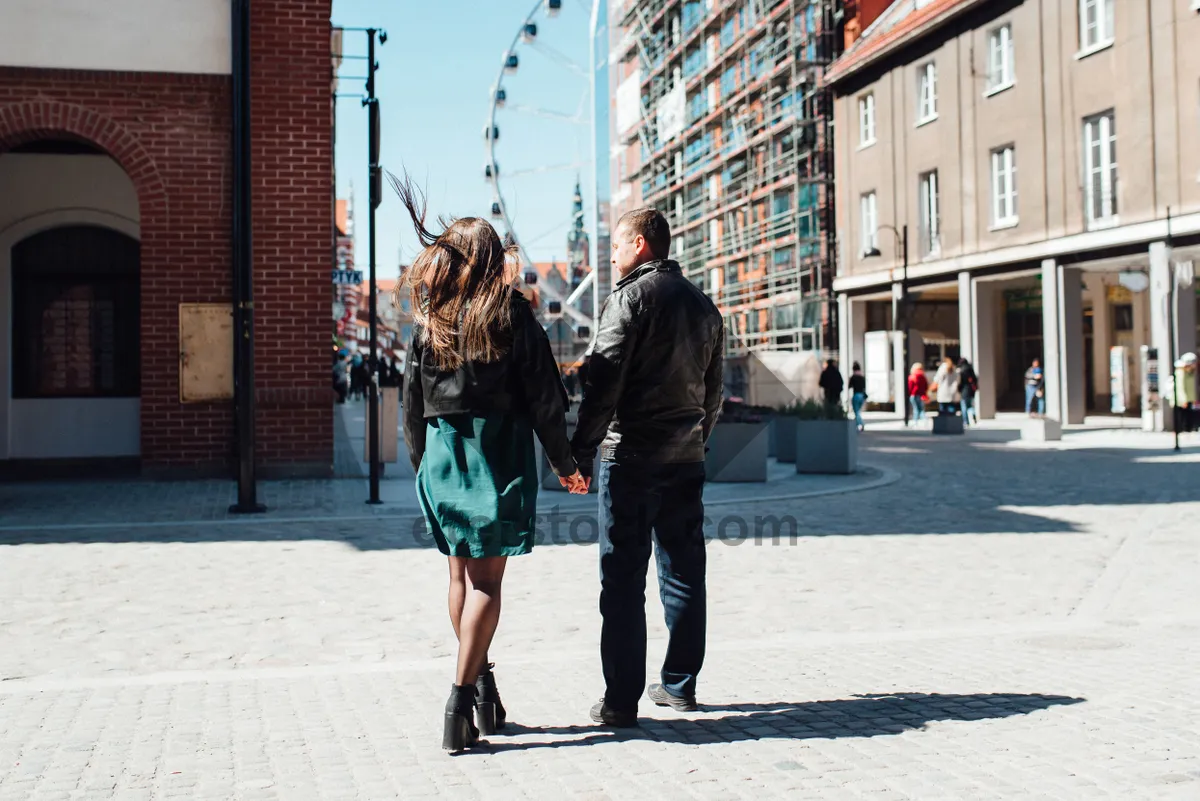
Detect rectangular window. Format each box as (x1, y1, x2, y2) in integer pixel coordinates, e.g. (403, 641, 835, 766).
(990, 146, 1018, 227)
(987, 24, 1014, 92)
(860, 192, 878, 255)
(1083, 111, 1118, 226)
(919, 170, 940, 257)
(1079, 0, 1115, 51)
(858, 93, 876, 146)
(916, 62, 937, 123)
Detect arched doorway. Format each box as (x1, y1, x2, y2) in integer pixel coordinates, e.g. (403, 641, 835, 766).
(1, 138, 141, 461)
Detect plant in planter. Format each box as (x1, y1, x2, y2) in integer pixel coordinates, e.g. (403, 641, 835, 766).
(788, 398, 857, 474)
(705, 399, 769, 482)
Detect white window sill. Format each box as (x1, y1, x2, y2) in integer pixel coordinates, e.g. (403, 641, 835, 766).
(1086, 215, 1120, 231)
(915, 114, 938, 128)
(1075, 40, 1114, 61)
(990, 218, 1019, 231)
(984, 81, 1014, 98)
(858, 139, 877, 150)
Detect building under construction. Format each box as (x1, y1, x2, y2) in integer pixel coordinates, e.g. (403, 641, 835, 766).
(609, 0, 844, 356)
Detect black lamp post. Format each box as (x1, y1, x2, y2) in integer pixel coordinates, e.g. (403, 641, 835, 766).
(863, 224, 910, 425)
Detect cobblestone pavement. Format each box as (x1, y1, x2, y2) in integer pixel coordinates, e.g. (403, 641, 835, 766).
(1, 426, 1199, 799)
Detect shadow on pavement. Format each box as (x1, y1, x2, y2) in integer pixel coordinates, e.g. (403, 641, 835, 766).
(459, 691, 1085, 753)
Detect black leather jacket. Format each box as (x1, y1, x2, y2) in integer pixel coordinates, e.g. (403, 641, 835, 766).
(571, 259, 724, 474)
(402, 291, 576, 477)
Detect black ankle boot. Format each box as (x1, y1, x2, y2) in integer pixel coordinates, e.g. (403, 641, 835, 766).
(442, 684, 480, 752)
(475, 662, 507, 735)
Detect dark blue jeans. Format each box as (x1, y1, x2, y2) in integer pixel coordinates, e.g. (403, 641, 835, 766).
(597, 459, 707, 711)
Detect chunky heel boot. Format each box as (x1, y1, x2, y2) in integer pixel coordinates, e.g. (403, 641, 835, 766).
(475, 662, 506, 734)
(442, 684, 479, 752)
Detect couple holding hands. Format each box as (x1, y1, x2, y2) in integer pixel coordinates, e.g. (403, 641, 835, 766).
(396, 177, 725, 752)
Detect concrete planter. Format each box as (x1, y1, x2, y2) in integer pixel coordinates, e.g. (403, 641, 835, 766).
(932, 414, 964, 435)
(794, 419, 858, 475)
(767, 417, 777, 458)
(1021, 417, 1062, 442)
(705, 421, 769, 482)
(772, 416, 798, 463)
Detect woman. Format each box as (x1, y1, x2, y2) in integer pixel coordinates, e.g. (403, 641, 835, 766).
(907, 363, 928, 426)
(932, 357, 959, 417)
(395, 176, 586, 752)
(848, 361, 867, 432)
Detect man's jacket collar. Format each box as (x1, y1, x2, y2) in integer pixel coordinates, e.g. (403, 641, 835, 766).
(615, 258, 681, 289)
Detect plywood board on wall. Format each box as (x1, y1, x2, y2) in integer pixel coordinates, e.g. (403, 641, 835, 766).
(179, 303, 233, 402)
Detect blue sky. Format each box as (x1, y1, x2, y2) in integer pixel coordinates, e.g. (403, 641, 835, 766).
(333, 0, 599, 278)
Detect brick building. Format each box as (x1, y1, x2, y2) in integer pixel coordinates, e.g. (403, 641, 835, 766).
(0, 0, 334, 477)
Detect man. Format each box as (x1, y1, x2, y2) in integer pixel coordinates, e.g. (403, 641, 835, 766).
(819, 359, 844, 409)
(572, 208, 724, 727)
(1024, 359, 1045, 417)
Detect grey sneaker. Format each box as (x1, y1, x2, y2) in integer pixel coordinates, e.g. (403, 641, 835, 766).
(590, 699, 638, 728)
(648, 683, 698, 712)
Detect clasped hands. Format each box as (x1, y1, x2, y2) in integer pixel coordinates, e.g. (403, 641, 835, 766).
(559, 470, 591, 494)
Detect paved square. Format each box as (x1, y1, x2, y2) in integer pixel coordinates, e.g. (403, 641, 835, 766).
(1, 424, 1199, 799)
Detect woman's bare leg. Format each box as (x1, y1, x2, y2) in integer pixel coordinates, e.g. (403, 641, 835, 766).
(455, 556, 507, 685)
(447, 557, 489, 672)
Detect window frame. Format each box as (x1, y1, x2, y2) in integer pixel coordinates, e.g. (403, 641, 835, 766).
(11, 225, 141, 400)
(990, 145, 1019, 229)
(985, 23, 1015, 95)
(916, 61, 938, 125)
(918, 170, 941, 257)
(858, 92, 876, 147)
(859, 191, 878, 256)
(1083, 110, 1118, 228)
(1078, 0, 1115, 55)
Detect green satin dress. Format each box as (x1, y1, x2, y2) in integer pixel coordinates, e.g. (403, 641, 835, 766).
(416, 412, 539, 558)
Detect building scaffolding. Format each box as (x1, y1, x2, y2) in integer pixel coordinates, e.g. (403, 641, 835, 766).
(614, 0, 841, 356)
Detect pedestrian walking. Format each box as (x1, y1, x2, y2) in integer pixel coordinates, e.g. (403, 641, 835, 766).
(1024, 359, 1045, 417)
(571, 207, 724, 728)
(1173, 352, 1197, 432)
(394, 176, 587, 753)
(377, 356, 392, 388)
(932, 357, 959, 417)
(848, 361, 867, 432)
(350, 353, 366, 401)
(563, 368, 578, 402)
(332, 353, 349, 404)
(819, 359, 844, 410)
(907, 362, 928, 426)
(957, 357, 979, 425)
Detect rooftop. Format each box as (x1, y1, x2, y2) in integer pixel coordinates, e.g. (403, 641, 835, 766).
(824, 0, 982, 87)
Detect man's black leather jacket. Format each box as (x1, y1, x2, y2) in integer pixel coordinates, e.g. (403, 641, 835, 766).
(571, 259, 724, 475)
(402, 291, 576, 476)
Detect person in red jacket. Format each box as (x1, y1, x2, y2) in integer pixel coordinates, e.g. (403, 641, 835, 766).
(907, 362, 928, 426)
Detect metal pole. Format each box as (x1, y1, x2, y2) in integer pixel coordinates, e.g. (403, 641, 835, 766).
(366, 29, 382, 504)
(1167, 207, 1180, 452)
(230, 0, 264, 513)
(901, 225, 911, 427)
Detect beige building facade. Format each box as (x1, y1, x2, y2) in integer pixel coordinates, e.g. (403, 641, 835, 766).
(828, 0, 1199, 426)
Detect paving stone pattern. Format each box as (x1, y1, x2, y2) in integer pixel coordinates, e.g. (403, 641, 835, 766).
(1, 426, 1199, 799)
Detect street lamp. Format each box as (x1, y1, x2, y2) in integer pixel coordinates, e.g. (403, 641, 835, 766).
(864, 224, 910, 425)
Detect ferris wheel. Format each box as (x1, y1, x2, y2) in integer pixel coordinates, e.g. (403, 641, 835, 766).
(484, 0, 596, 330)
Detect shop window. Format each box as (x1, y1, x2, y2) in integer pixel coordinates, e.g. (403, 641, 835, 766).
(11, 226, 140, 399)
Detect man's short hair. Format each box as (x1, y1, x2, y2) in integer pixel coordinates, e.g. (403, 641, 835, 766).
(616, 207, 671, 260)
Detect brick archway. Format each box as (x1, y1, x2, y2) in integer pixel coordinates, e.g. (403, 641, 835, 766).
(0, 100, 167, 220)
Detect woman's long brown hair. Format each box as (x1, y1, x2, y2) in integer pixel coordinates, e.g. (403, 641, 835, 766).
(389, 171, 519, 370)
